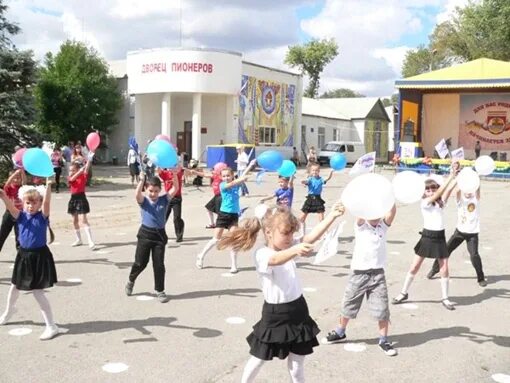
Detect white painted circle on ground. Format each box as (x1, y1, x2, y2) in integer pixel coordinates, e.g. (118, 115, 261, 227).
(401, 303, 419, 310)
(483, 246, 493, 251)
(390, 251, 400, 255)
(51, 241, 61, 245)
(96, 250, 112, 255)
(136, 295, 154, 301)
(116, 232, 127, 236)
(102, 363, 129, 374)
(221, 272, 235, 278)
(66, 278, 82, 283)
(344, 343, 366, 352)
(226, 317, 246, 324)
(9, 327, 32, 336)
(303, 287, 317, 292)
(492, 374, 510, 383)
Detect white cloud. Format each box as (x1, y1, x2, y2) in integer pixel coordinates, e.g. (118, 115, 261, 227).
(436, 0, 471, 23)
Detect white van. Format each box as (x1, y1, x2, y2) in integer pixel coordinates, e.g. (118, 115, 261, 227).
(318, 141, 366, 165)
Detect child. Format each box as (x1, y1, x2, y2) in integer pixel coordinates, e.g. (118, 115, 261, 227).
(300, 163, 333, 233)
(158, 166, 185, 243)
(192, 167, 223, 229)
(392, 170, 457, 310)
(125, 173, 177, 303)
(217, 202, 345, 383)
(259, 175, 294, 208)
(0, 180, 62, 340)
(68, 152, 95, 249)
(195, 167, 249, 273)
(322, 205, 398, 356)
(426, 184, 486, 286)
(0, 169, 25, 253)
(127, 144, 141, 186)
(235, 145, 250, 196)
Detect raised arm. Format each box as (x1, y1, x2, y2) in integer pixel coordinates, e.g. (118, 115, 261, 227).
(135, 173, 145, 204)
(224, 174, 249, 189)
(324, 169, 334, 183)
(267, 242, 315, 266)
(384, 204, 397, 226)
(427, 172, 455, 204)
(302, 202, 345, 244)
(0, 189, 19, 219)
(84, 152, 94, 173)
(5, 169, 23, 185)
(259, 194, 275, 203)
(42, 179, 52, 217)
(167, 171, 179, 198)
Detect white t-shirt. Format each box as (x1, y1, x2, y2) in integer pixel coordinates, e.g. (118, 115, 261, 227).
(421, 199, 445, 230)
(456, 194, 480, 233)
(351, 220, 389, 270)
(253, 244, 302, 304)
(237, 152, 249, 171)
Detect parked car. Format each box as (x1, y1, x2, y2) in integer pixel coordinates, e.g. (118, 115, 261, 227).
(318, 141, 366, 165)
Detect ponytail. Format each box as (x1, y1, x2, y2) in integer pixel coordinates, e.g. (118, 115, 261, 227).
(48, 226, 55, 245)
(217, 217, 262, 252)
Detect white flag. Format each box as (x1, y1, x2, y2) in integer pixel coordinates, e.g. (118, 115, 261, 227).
(451, 147, 464, 160)
(435, 138, 449, 159)
(313, 221, 346, 265)
(349, 152, 376, 177)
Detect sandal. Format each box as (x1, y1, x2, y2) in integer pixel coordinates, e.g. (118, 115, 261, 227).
(205, 224, 216, 229)
(391, 293, 408, 305)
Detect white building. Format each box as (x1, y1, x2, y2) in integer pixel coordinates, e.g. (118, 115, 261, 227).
(108, 47, 302, 163)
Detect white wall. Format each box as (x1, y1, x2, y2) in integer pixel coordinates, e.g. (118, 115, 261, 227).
(108, 77, 134, 163)
(302, 115, 354, 150)
(135, 93, 163, 153)
(422, 94, 460, 157)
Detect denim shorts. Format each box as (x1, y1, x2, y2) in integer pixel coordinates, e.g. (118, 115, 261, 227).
(341, 269, 390, 321)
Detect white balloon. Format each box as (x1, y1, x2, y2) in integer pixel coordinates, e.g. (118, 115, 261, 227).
(392, 171, 425, 204)
(341, 173, 395, 220)
(474, 155, 495, 176)
(456, 167, 480, 193)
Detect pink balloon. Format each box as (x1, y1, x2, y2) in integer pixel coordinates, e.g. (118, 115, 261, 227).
(155, 134, 171, 144)
(86, 132, 101, 151)
(213, 162, 227, 173)
(13, 148, 26, 167)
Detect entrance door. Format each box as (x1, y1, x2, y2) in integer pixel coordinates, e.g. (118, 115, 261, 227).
(177, 121, 193, 156)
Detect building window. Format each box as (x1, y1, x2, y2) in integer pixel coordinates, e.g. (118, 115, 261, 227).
(318, 127, 325, 149)
(258, 126, 277, 144)
(347, 144, 354, 152)
(333, 128, 340, 141)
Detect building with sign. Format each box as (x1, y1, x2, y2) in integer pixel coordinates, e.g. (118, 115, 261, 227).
(395, 58, 510, 160)
(107, 47, 302, 163)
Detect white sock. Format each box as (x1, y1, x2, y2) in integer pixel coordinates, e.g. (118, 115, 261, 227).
(287, 353, 306, 383)
(33, 290, 55, 328)
(74, 230, 82, 241)
(197, 238, 218, 261)
(84, 225, 94, 244)
(1, 284, 20, 318)
(402, 272, 415, 294)
(440, 277, 450, 300)
(241, 356, 265, 383)
(207, 211, 215, 226)
(230, 250, 238, 271)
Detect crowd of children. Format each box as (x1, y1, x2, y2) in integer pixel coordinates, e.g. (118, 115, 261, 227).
(0, 143, 491, 382)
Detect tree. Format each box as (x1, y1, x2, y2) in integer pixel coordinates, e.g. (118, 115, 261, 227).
(35, 40, 123, 144)
(320, 88, 365, 98)
(285, 38, 339, 98)
(0, 0, 42, 173)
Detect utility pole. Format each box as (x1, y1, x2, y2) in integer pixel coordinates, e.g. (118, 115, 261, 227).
(429, 48, 437, 71)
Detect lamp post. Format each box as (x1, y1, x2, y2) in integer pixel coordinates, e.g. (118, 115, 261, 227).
(429, 48, 438, 71)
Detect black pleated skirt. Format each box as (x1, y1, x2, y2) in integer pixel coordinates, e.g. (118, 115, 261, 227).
(247, 295, 320, 361)
(301, 195, 325, 213)
(414, 229, 448, 259)
(205, 195, 222, 214)
(11, 246, 57, 291)
(215, 211, 238, 229)
(68, 193, 90, 215)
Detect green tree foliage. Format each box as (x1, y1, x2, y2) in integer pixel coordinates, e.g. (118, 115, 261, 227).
(285, 38, 338, 98)
(35, 40, 122, 144)
(320, 88, 365, 98)
(401, 0, 510, 78)
(0, 0, 42, 173)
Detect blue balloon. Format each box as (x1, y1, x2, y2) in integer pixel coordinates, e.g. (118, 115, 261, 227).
(147, 139, 178, 168)
(257, 150, 284, 171)
(330, 153, 347, 170)
(278, 160, 297, 177)
(22, 148, 54, 177)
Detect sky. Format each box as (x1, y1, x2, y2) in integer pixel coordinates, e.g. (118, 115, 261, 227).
(6, 0, 469, 97)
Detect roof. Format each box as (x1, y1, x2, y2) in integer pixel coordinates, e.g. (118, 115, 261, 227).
(395, 58, 510, 89)
(319, 97, 383, 119)
(302, 97, 350, 120)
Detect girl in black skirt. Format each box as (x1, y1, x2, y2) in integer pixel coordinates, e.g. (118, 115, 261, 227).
(217, 202, 345, 382)
(392, 168, 458, 310)
(0, 180, 62, 340)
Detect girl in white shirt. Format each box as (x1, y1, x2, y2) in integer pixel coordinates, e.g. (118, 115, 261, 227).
(392, 169, 458, 310)
(218, 203, 345, 383)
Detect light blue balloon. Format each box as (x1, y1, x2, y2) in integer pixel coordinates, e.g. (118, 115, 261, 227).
(257, 150, 284, 171)
(278, 160, 297, 177)
(22, 148, 54, 177)
(147, 139, 178, 168)
(330, 153, 347, 170)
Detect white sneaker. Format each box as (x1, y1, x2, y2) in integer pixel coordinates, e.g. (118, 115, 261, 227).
(195, 257, 203, 269)
(88, 242, 96, 250)
(40, 325, 61, 340)
(229, 267, 238, 274)
(0, 308, 17, 325)
(71, 240, 83, 247)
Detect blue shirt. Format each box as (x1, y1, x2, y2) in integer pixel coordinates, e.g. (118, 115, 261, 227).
(17, 211, 48, 249)
(140, 196, 169, 229)
(275, 187, 294, 207)
(307, 176, 325, 195)
(220, 182, 240, 214)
